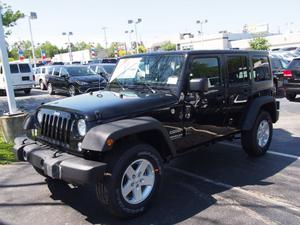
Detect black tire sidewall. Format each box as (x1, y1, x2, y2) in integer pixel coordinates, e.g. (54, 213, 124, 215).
(103, 144, 163, 217)
(244, 111, 273, 156)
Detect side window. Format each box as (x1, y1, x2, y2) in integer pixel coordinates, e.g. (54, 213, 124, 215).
(53, 67, 60, 76)
(252, 56, 271, 81)
(9, 64, 19, 74)
(47, 67, 53, 75)
(19, 64, 31, 73)
(0, 66, 3, 74)
(227, 56, 249, 84)
(190, 57, 221, 87)
(35, 68, 41, 74)
(41, 68, 46, 74)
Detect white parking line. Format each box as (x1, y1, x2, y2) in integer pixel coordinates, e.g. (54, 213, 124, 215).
(220, 142, 300, 160)
(167, 166, 300, 216)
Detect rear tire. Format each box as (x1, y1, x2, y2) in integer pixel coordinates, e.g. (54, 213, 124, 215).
(40, 80, 46, 90)
(241, 111, 273, 157)
(24, 88, 31, 95)
(68, 85, 77, 96)
(96, 144, 163, 218)
(286, 93, 296, 101)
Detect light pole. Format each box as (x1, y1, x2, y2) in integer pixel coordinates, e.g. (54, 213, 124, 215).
(125, 30, 134, 52)
(128, 18, 142, 53)
(0, 4, 17, 114)
(196, 19, 208, 36)
(28, 12, 37, 68)
(62, 31, 73, 62)
(102, 27, 108, 50)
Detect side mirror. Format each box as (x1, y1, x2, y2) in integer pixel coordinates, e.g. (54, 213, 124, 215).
(190, 78, 208, 93)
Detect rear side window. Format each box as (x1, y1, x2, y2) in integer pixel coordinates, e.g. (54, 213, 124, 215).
(288, 59, 300, 69)
(252, 57, 271, 81)
(41, 68, 46, 74)
(227, 56, 249, 84)
(10, 64, 19, 73)
(19, 64, 31, 73)
(190, 57, 221, 87)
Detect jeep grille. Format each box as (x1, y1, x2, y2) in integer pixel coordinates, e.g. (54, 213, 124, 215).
(40, 112, 73, 146)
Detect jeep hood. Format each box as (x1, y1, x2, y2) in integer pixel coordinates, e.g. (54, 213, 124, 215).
(41, 90, 178, 121)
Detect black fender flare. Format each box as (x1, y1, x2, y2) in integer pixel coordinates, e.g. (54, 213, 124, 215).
(242, 96, 279, 131)
(81, 116, 176, 155)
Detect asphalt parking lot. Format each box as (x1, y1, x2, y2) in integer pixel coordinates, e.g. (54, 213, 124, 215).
(0, 89, 64, 116)
(1, 94, 300, 225)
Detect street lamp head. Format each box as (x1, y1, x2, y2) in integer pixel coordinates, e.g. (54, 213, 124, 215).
(125, 30, 128, 34)
(62, 32, 66, 35)
(30, 12, 37, 20)
(128, 20, 133, 24)
(69, 32, 73, 35)
(137, 18, 142, 23)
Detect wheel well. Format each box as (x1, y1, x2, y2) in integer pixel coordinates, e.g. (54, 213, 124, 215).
(113, 130, 173, 161)
(261, 102, 277, 123)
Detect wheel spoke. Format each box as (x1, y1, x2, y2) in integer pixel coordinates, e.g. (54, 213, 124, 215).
(126, 165, 136, 179)
(133, 187, 143, 201)
(141, 175, 154, 186)
(137, 160, 148, 175)
(122, 182, 133, 197)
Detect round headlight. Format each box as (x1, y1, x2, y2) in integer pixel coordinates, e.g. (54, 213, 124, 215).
(77, 119, 86, 136)
(37, 111, 43, 124)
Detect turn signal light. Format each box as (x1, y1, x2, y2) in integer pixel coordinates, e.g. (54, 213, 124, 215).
(283, 70, 292, 77)
(106, 138, 114, 147)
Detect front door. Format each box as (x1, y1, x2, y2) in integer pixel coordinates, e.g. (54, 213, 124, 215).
(174, 54, 227, 153)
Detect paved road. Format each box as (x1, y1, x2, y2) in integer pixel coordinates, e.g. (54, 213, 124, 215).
(0, 89, 64, 116)
(1, 97, 300, 225)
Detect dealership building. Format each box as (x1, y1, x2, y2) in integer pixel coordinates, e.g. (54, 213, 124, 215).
(176, 28, 300, 51)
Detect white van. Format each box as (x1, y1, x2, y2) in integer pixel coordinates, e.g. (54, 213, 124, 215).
(0, 62, 35, 94)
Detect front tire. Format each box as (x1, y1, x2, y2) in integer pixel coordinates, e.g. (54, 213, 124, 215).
(48, 83, 55, 95)
(96, 144, 163, 218)
(241, 111, 273, 157)
(68, 85, 77, 96)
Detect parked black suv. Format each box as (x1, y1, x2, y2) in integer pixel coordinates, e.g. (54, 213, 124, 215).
(283, 57, 300, 101)
(14, 50, 279, 218)
(47, 65, 107, 96)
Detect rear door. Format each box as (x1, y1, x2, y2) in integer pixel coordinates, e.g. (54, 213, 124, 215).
(226, 54, 251, 114)
(18, 64, 34, 85)
(50, 67, 62, 90)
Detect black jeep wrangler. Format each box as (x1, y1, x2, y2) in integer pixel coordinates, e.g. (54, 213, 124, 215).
(14, 50, 279, 218)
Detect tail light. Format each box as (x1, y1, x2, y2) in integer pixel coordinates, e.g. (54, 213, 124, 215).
(33, 75, 35, 81)
(283, 70, 292, 77)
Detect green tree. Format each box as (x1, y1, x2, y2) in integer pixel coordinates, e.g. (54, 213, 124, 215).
(73, 41, 92, 51)
(138, 45, 147, 53)
(35, 41, 59, 58)
(249, 37, 270, 50)
(1, 3, 24, 36)
(160, 41, 176, 51)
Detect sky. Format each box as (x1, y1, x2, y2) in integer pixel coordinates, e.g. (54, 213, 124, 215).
(5, 0, 300, 48)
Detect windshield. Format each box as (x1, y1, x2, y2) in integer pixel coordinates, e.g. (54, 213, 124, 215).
(63, 66, 96, 76)
(103, 65, 115, 74)
(109, 54, 185, 93)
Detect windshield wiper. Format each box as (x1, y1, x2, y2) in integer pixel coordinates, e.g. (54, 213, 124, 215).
(109, 79, 125, 91)
(135, 82, 156, 94)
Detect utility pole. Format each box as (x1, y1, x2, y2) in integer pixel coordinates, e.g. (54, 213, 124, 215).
(102, 27, 108, 50)
(62, 32, 73, 62)
(0, 4, 18, 114)
(28, 12, 37, 68)
(128, 18, 142, 54)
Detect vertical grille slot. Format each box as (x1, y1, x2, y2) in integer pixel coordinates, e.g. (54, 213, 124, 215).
(39, 111, 72, 146)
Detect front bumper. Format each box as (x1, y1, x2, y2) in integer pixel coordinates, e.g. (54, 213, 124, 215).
(13, 137, 107, 185)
